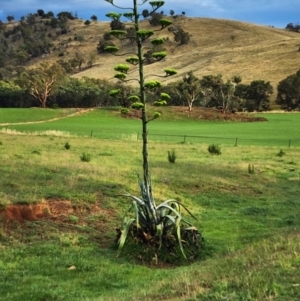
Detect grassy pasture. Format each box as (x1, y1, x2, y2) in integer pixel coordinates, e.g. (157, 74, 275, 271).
(0, 108, 79, 125)
(0, 109, 299, 300)
(1, 108, 300, 146)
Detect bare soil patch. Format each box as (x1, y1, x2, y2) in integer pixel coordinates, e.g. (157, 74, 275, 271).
(0, 199, 114, 225)
(0, 200, 116, 248)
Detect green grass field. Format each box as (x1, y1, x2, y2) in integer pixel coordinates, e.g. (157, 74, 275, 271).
(0, 108, 299, 300)
(0, 108, 80, 124)
(1, 108, 300, 146)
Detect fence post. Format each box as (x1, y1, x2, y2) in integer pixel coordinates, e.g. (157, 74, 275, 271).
(288, 139, 291, 148)
(234, 137, 238, 147)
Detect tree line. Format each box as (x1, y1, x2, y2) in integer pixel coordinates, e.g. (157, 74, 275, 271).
(0, 61, 299, 111)
(285, 23, 300, 33)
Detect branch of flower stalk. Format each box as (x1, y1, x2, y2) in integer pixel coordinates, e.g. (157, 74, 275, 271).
(104, 0, 133, 10)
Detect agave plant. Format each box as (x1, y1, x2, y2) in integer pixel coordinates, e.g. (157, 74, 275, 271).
(117, 177, 203, 260)
(105, 0, 204, 261)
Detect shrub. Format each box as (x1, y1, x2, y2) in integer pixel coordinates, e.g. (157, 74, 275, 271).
(110, 20, 125, 30)
(248, 163, 255, 174)
(120, 108, 130, 115)
(168, 149, 176, 163)
(64, 142, 71, 150)
(80, 152, 91, 162)
(31, 150, 41, 155)
(276, 149, 285, 157)
(208, 144, 221, 155)
(68, 215, 79, 223)
(103, 32, 111, 41)
(173, 27, 190, 45)
(148, 12, 163, 26)
(97, 39, 115, 54)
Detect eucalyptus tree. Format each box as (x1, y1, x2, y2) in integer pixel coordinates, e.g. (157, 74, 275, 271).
(176, 71, 202, 111)
(276, 70, 300, 110)
(200, 74, 241, 113)
(246, 80, 273, 111)
(18, 62, 65, 108)
(104, 0, 203, 260)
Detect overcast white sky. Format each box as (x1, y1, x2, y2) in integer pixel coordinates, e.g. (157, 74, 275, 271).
(0, 0, 299, 28)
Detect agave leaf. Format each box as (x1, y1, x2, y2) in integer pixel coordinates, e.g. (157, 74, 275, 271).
(184, 226, 198, 231)
(159, 199, 179, 208)
(137, 204, 149, 222)
(118, 217, 136, 253)
(164, 223, 176, 234)
(138, 211, 148, 226)
(122, 192, 145, 206)
(121, 205, 135, 228)
(175, 217, 187, 259)
(160, 199, 198, 221)
(156, 203, 181, 218)
(157, 206, 166, 217)
(175, 201, 198, 221)
(156, 223, 163, 250)
(132, 201, 140, 228)
(121, 201, 143, 228)
(138, 178, 158, 223)
(161, 214, 177, 233)
(157, 202, 194, 226)
(164, 214, 176, 224)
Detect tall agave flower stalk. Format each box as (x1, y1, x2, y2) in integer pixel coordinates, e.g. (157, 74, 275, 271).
(104, 0, 204, 260)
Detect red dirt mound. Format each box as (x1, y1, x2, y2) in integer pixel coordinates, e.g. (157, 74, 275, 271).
(3, 202, 50, 223)
(0, 200, 112, 224)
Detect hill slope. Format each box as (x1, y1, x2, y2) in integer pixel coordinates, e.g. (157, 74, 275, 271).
(2, 16, 300, 89)
(61, 17, 300, 88)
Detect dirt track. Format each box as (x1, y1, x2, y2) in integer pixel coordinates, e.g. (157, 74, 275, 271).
(0, 108, 94, 127)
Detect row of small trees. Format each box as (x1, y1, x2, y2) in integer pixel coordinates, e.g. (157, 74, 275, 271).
(1, 63, 299, 111)
(161, 72, 273, 112)
(107, 71, 274, 113)
(0, 65, 119, 108)
(285, 23, 300, 32)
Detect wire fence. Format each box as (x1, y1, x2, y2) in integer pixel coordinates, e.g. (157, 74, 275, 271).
(149, 134, 300, 147)
(89, 131, 300, 147)
(2, 126, 299, 147)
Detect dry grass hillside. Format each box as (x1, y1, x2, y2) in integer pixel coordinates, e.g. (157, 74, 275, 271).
(29, 17, 300, 89)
